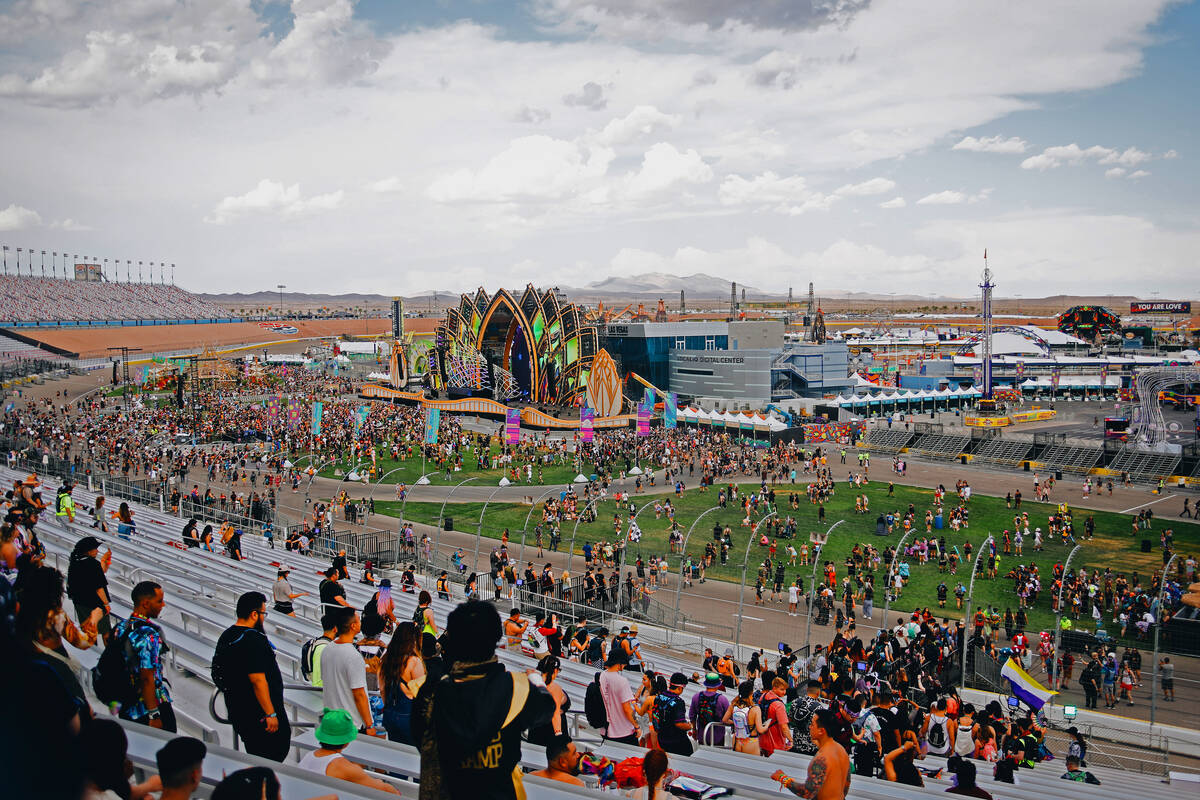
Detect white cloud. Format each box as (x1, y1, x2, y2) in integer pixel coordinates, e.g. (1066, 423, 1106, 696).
(206, 180, 345, 224)
(1105, 167, 1127, 179)
(1128, 169, 1150, 179)
(49, 218, 93, 231)
(1021, 143, 1161, 171)
(626, 142, 712, 198)
(1099, 146, 1151, 167)
(915, 188, 992, 205)
(365, 177, 403, 194)
(952, 135, 1028, 154)
(563, 81, 608, 110)
(0, 204, 42, 230)
(1163, 149, 1179, 159)
(834, 177, 896, 197)
(427, 136, 614, 204)
(880, 196, 906, 209)
(718, 172, 834, 214)
(593, 105, 681, 146)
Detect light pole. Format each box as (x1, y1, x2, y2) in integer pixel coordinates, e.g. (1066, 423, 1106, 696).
(803, 519, 846, 652)
(472, 486, 507, 578)
(303, 457, 339, 506)
(518, 487, 560, 565)
(618, 499, 660, 589)
(960, 535, 995, 690)
(565, 496, 601, 577)
(1050, 544, 1083, 693)
(1150, 553, 1178, 726)
(735, 511, 778, 652)
(672, 504, 725, 627)
(277, 284, 286, 319)
(379, 466, 435, 567)
(881, 528, 915, 627)
(433, 477, 480, 571)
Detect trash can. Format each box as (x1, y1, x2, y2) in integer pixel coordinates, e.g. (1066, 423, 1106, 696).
(444, 517, 454, 531)
(1055, 470, 1063, 481)
(1023, 462, 1031, 472)
(960, 455, 968, 465)
(1141, 539, 1152, 553)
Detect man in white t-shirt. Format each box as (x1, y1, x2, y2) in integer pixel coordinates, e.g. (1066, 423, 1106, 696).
(598, 650, 640, 744)
(320, 607, 377, 735)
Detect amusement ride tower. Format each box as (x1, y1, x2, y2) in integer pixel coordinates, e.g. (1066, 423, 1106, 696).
(976, 249, 998, 415)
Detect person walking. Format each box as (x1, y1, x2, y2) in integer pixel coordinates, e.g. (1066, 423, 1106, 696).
(272, 567, 307, 616)
(211, 591, 291, 761)
(115, 581, 175, 731)
(321, 607, 377, 735)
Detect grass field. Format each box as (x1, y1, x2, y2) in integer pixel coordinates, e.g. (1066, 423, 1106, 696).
(374, 480, 1200, 635)
(306, 443, 607, 487)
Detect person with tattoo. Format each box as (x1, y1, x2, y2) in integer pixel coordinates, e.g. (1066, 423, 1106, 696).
(771, 709, 850, 800)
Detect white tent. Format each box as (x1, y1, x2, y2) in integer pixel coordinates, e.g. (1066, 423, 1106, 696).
(573, 474, 589, 483)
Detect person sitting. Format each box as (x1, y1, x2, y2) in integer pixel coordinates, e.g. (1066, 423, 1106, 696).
(530, 734, 585, 786)
(80, 718, 163, 800)
(181, 518, 200, 548)
(155, 736, 208, 800)
(297, 708, 399, 794)
(945, 756, 992, 798)
(1061, 756, 1100, 784)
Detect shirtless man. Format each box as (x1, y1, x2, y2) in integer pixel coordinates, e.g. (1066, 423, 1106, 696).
(530, 735, 585, 786)
(772, 709, 850, 800)
(504, 607, 528, 649)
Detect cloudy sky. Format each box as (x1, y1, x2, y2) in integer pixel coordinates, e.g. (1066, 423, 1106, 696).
(0, 0, 1196, 298)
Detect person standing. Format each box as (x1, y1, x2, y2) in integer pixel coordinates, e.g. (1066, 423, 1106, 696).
(1160, 657, 1175, 702)
(116, 581, 175, 731)
(651, 672, 694, 757)
(66, 536, 110, 632)
(1080, 653, 1101, 710)
(212, 591, 291, 761)
(321, 606, 377, 735)
(599, 647, 641, 744)
(272, 568, 306, 615)
(319, 567, 351, 612)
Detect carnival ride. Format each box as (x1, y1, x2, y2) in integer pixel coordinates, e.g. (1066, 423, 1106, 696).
(1057, 305, 1121, 342)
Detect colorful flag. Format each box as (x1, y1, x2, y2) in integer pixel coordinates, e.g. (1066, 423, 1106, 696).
(311, 401, 323, 435)
(354, 405, 370, 436)
(580, 407, 594, 443)
(423, 407, 441, 445)
(1099, 365, 1108, 389)
(664, 392, 678, 429)
(1000, 657, 1057, 711)
(1051, 369, 1061, 392)
(643, 386, 656, 408)
(286, 400, 302, 429)
(636, 402, 651, 437)
(1015, 361, 1025, 378)
(505, 408, 521, 444)
(972, 366, 982, 386)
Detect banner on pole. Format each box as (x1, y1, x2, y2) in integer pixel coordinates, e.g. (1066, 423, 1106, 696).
(636, 402, 651, 437)
(1051, 369, 1061, 391)
(423, 407, 441, 445)
(286, 400, 302, 429)
(311, 401, 323, 435)
(580, 407, 594, 442)
(505, 408, 520, 444)
(643, 386, 656, 408)
(1099, 366, 1108, 388)
(354, 405, 370, 436)
(664, 392, 678, 429)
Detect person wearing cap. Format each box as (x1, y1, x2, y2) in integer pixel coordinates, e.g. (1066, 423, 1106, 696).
(298, 708, 399, 793)
(212, 591, 291, 761)
(272, 568, 306, 616)
(156, 736, 207, 800)
(689, 673, 730, 747)
(67, 535, 111, 632)
(626, 623, 647, 671)
(651, 672, 694, 756)
(716, 648, 738, 689)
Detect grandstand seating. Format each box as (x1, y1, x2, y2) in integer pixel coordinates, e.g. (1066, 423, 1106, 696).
(1107, 448, 1183, 483)
(866, 427, 916, 452)
(971, 437, 1034, 466)
(0, 276, 227, 322)
(909, 433, 971, 460)
(20, 468, 1191, 800)
(1036, 444, 1104, 475)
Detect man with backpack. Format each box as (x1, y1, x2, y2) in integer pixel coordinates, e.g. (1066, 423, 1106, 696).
(689, 673, 730, 747)
(302, 614, 337, 687)
(101, 580, 174, 731)
(653, 673, 694, 756)
(211, 591, 290, 761)
(595, 646, 640, 744)
(759, 677, 792, 756)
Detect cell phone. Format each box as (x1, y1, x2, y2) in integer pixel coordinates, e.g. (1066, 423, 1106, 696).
(1007, 696, 1020, 709)
(856, 661, 868, 672)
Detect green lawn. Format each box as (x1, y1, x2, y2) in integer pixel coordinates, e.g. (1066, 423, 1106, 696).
(301, 441, 604, 487)
(373, 480, 1200, 636)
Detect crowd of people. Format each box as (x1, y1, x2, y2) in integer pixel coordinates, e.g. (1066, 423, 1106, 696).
(0, 276, 229, 323)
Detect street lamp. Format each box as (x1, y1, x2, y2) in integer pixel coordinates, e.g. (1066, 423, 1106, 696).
(1050, 544, 1083, 693)
(433, 477, 480, 571)
(735, 511, 779, 651)
(517, 487, 560, 565)
(617, 499, 661, 590)
(960, 535, 995, 691)
(1150, 553, 1179, 726)
(565, 496, 601, 577)
(803, 519, 846, 652)
(881, 528, 916, 627)
(377, 466, 435, 567)
(277, 284, 286, 319)
(671, 504, 725, 627)
(472, 486, 508, 578)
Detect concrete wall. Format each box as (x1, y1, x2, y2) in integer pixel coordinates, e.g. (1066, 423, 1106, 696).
(669, 348, 773, 406)
(729, 320, 784, 350)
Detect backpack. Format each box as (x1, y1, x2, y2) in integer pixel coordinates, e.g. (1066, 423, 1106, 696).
(92, 622, 138, 706)
(584, 674, 609, 732)
(758, 694, 783, 728)
(654, 692, 683, 733)
(412, 605, 428, 628)
(926, 717, 947, 750)
(300, 635, 329, 682)
(587, 636, 604, 663)
(694, 692, 721, 741)
(612, 757, 646, 789)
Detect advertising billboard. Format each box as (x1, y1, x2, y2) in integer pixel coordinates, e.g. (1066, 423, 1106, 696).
(74, 263, 103, 281)
(1130, 301, 1191, 314)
